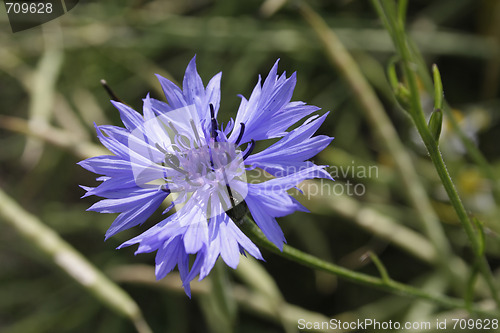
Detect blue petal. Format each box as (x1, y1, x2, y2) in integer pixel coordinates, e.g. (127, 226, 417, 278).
(246, 187, 305, 218)
(219, 219, 240, 268)
(98, 125, 167, 169)
(95, 125, 164, 169)
(104, 190, 168, 238)
(149, 97, 173, 115)
(155, 74, 187, 109)
(226, 219, 262, 261)
(82, 176, 138, 198)
(230, 60, 317, 143)
(84, 185, 153, 200)
(142, 93, 156, 121)
(184, 250, 205, 286)
(271, 102, 320, 136)
(204, 72, 222, 117)
(118, 215, 174, 251)
(183, 221, 209, 254)
(245, 196, 286, 250)
(177, 247, 192, 297)
(87, 189, 162, 213)
(111, 101, 144, 131)
(252, 164, 333, 190)
(245, 113, 334, 175)
(199, 217, 222, 279)
(78, 155, 132, 175)
(94, 125, 130, 159)
(183, 56, 205, 112)
(155, 236, 183, 279)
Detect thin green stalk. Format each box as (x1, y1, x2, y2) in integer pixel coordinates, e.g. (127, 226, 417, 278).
(0, 187, 153, 333)
(0, 115, 107, 159)
(409, 31, 500, 206)
(239, 216, 495, 317)
(374, 0, 500, 307)
(368, 252, 391, 284)
(297, 0, 464, 291)
(397, 0, 408, 27)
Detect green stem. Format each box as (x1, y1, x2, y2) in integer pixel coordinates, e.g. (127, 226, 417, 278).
(374, 0, 500, 307)
(0, 187, 153, 333)
(298, 0, 464, 292)
(409, 32, 500, 206)
(240, 216, 495, 316)
(368, 252, 391, 283)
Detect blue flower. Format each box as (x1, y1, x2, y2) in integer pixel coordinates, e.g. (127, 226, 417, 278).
(79, 56, 333, 297)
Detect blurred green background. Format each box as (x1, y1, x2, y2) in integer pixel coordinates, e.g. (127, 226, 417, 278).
(1, 0, 500, 332)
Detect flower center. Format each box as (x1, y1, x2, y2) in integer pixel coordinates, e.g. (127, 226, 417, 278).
(127, 104, 249, 220)
(162, 141, 246, 194)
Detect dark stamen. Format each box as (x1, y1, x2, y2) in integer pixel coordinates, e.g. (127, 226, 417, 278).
(242, 139, 255, 160)
(226, 185, 236, 208)
(210, 104, 218, 141)
(217, 149, 237, 208)
(235, 123, 245, 145)
(223, 174, 236, 209)
(100, 79, 126, 104)
(207, 103, 219, 170)
(220, 165, 236, 209)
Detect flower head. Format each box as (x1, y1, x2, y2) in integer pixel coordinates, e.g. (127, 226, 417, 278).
(79, 56, 333, 296)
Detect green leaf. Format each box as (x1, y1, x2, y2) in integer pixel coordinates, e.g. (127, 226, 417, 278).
(428, 109, 443, 143)
(432, 64, 444, 111)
